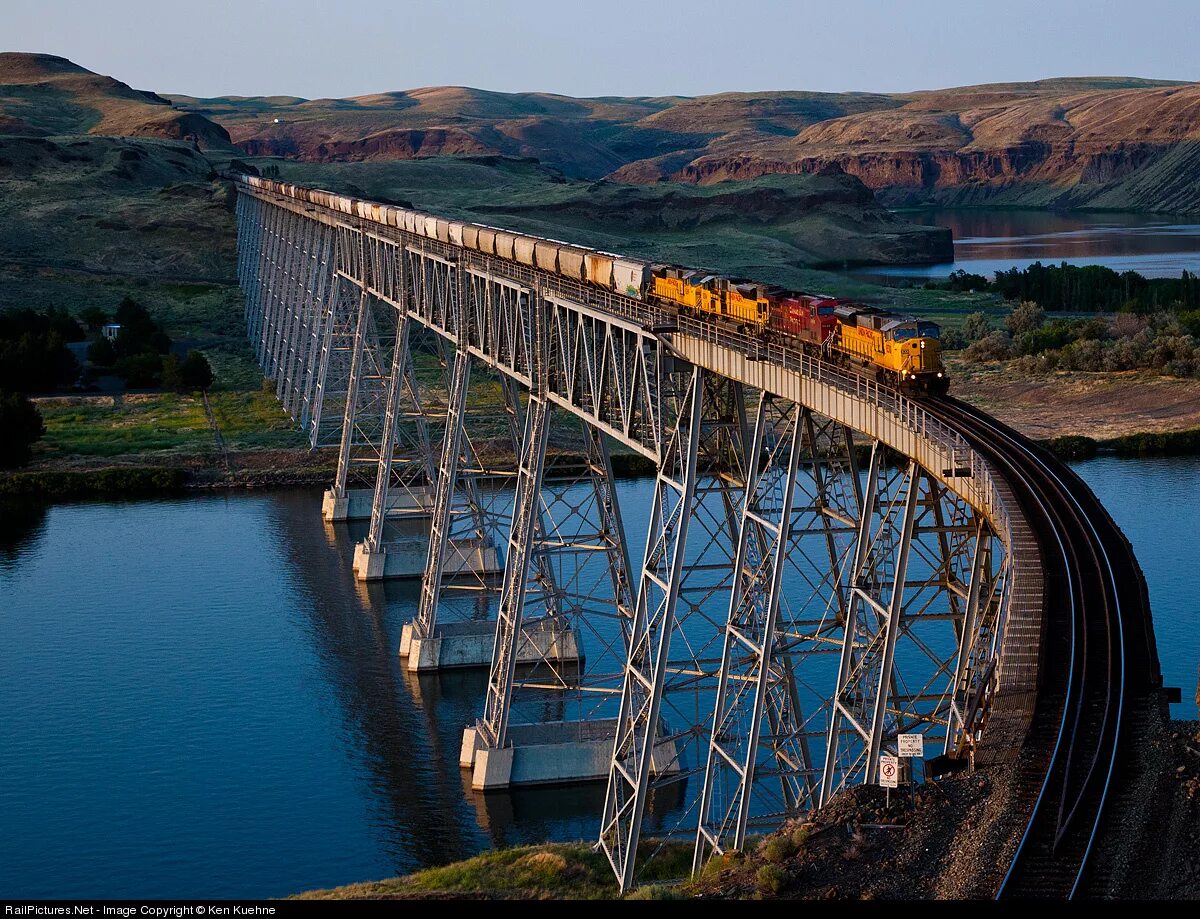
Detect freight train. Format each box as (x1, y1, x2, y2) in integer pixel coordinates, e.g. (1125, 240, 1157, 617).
(237, 174, 949, 395)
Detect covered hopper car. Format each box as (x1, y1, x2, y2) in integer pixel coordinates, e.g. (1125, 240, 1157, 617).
(235, 174, 948, 394)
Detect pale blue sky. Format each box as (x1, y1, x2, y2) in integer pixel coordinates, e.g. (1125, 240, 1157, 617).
(4, 0, 1198, 99)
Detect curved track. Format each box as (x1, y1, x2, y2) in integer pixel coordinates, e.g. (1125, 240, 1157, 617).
(925, 396, 1160, 898)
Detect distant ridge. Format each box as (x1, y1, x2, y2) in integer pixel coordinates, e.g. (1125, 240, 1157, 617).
(4, 53, 1199, 211)
(0, 53, 232, 150)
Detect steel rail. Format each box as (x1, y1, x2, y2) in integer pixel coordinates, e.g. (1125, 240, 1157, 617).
(926, 397, 1125, 899)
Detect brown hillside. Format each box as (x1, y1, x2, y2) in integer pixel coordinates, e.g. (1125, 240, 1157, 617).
(168, 72, 1199, 210)
(0, 53, 233, 150)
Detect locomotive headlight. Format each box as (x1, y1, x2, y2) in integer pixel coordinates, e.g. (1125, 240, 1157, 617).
(937, 372, 944, 378)
(920, 341, 926, 349)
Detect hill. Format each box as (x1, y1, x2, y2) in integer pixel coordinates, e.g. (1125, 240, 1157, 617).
(170, 75, 1200, 212)
(257, 156, 951, 269)
(0, 52, 233, 150)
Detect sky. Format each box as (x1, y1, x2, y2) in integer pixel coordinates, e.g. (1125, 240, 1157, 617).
(3, 0, 1199, 100)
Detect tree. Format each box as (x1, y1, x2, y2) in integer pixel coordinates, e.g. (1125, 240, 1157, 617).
(87, 336, 117, 367)
(161, 353, 183, 391)
(113, 297, 170, 357)
(962, 311, 991, 342)
(113, 353, 163, 388)
(79, 306, 109, 331)
(1006, 301, 1045, 336)
(0, 390, 45, 468)
(179, 351, 214, 391)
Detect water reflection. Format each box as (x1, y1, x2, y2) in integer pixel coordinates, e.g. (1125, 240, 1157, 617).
(854, 210, 1200, 281)
(0, 499, 49, 569)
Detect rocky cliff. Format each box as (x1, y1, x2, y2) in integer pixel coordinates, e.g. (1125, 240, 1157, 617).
(168, 75, 1200, 212)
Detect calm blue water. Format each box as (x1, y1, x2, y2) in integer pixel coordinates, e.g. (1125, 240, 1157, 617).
(854, 209, 1200, 281)
(1070, 455, 1200, 718)
(0, 458, 1196, 897)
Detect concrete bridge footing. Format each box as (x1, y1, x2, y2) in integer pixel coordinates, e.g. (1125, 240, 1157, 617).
(322, 486, 435, 522)
(399, 618, 583, 673)
(460, 719, 680, 791)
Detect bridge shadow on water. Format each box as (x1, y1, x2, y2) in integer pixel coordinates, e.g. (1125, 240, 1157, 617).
(265, 489, 686, 872)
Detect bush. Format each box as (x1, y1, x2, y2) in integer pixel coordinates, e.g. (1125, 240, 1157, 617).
(963, 330, 1014, 362)
(79, 306, 109, 331)
(161, 353, 183, 391)
(88, 336, 117, 367)
(1015, 320, 1073, 355)
(760, 836, 797, 864)
(179, 350, 214, 391)
(1059, 338, 1105, 371)
(962, 311, 991, 343)
(0, 308, 82, 392)
(113, 296, 170, 357)
(626, 884, 683, 900)
(1005, 300, 1045, 336)
(755, 864, 788, 896)
(0, 390, 46, 468)
(114, 353, 163, 388)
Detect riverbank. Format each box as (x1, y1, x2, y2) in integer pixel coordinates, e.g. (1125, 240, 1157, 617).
(7, 366, 1199, 501)
(295, 767, 1022, 900)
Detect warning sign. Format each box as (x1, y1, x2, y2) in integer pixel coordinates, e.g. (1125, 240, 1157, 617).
(879, 754, 900, 788)
(898, 733, 924, 758)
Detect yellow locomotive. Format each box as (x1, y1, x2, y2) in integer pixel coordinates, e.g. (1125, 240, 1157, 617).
(652, 268, 770, 330)
(832, 305, 947, 393)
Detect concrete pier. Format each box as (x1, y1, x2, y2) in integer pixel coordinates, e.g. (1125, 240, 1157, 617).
(353, 536, 502, 581)
(460, 718, 680, 790)
(399, 617, 582, 672)
(322, 485, 434, 522)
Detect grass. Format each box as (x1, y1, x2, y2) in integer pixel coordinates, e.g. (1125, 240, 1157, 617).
(33, 390, 304, 459)
(297, 841, 694, 900)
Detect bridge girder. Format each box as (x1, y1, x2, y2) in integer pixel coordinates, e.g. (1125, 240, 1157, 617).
(234, 185, 1014, 894)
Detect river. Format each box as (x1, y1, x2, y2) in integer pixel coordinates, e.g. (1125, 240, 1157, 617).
(854, 209, 1200, 281)
(1, 456, 1197, 897)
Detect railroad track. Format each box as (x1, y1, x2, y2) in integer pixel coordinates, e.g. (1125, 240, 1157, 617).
(925, 396, 1159, 899)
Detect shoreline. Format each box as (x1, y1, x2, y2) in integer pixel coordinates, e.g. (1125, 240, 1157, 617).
(1, 428, 1196, 503)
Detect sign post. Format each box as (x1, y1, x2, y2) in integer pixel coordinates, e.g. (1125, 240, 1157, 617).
(898, 733, 924, 805)
(879, 754, 899, 807)
(897, 734, 924, 758)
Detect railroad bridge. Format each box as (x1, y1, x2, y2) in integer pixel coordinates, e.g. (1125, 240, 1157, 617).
(232, 176, 1162, 897)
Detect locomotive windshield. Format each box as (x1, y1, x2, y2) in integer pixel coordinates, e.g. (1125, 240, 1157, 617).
(817, 305, 835, 315)
(918, 321, 941, 338)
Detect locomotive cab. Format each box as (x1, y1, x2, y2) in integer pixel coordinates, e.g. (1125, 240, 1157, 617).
(888, 319, 947, 394)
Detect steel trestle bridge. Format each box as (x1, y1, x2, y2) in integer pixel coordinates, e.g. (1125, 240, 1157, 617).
(232, 175, 1161, 897)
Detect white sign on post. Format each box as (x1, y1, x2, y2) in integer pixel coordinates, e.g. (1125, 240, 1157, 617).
(879, 754, 900, 788)
(898, 733, 924, 758)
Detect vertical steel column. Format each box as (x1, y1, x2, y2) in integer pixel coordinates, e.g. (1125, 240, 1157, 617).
(863, 461, 920, 782)
(946, 520, 990, 753)
(366, 308, 413, 551)
(695, 395, 805, 867)
(599, 364, 704, 894)
(332, 288, 371, 501)
(413, 343, 471, 639)
(819, 442, 883, 805)
(479, 394, 551, 747)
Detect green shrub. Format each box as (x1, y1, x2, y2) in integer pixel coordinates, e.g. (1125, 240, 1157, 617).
(760, 835, 797, 864)
(0, 467, 186, 498)
(755, 864, 788, 896)
(626, 884, 683, 900)
(790, 826, 811, 850)
(0, 390, 45, 468)
(114, 352, 163, 388)
(88, 336, 117, 367)
(180, 350, 214, 391)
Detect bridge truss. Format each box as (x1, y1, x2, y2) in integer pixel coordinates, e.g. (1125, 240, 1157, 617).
(234, 182, 1020, 892)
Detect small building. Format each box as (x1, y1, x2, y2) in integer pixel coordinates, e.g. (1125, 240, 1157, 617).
(101, 323, 122, 342)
